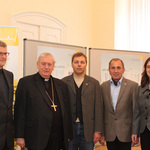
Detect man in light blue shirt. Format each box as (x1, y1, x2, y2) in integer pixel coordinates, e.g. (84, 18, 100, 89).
(100, 58, 138, 150)
(110, 77, 122, 111)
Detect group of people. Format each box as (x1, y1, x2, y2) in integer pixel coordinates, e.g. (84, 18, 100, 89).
(0, 39, 150, 150)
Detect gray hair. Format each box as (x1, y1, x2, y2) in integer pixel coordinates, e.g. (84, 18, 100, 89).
(109, 58, 124, 69)
(38, 53, 55, 64)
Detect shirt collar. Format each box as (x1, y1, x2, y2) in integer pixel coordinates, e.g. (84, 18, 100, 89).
(38, 72, 52, 82)
(110, 77, 123, 86)
(141, 83, 150, 94)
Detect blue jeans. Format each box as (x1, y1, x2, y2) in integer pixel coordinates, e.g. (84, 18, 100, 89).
(69, 123, 94, 150)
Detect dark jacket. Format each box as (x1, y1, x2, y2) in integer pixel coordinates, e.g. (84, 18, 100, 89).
(0, 69, 14, 149)
(62, 74, 102, 142)
(14, 73, 72, 150)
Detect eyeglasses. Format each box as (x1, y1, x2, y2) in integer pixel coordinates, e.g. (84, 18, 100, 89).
(0, 52, 10, 57)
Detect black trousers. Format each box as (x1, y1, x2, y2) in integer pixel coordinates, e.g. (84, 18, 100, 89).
(2, 143, 13, 150)
(28, 134, 63, 150)
(2, 147, 12, 150)
(140, 126, 150, 150)
(106, 137, 131, 150)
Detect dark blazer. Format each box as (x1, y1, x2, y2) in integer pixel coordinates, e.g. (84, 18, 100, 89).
(62, 74, 102, 142)
(14, 73, 72, 150)
(132, 84, 150, 136)
(0, 69, 14, 149)
(100, 77, 138, 142)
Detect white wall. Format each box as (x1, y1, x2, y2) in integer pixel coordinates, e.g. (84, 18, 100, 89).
(0, 0, 114, 49)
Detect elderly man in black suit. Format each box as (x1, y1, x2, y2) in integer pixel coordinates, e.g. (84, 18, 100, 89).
(0, 41, 14, 150)
(14, 52, 72, 150)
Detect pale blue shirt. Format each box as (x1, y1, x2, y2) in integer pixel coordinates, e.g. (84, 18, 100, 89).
(110, 77, 123, 111)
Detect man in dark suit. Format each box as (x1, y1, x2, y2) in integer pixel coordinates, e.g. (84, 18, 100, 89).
(0, 41, 14, 150)
(62, 52, 102, 150)
(100, 58, 138, 150)
(14, 52, 72, 150)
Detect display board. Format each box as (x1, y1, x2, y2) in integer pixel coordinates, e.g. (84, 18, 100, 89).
(24, 39, 86, 79)
(89, 48, 150, 84)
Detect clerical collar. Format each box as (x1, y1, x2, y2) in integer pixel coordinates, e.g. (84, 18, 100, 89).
(44, 78, 49, 81)
(39, 73, 51, 82)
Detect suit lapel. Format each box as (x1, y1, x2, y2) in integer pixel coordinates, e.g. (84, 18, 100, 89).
(106, 80, 114, 109)
(3, 70, 13, 107)
(116, 78, 127, 105)
(53, 79, 64, 116)
(82, 75, 89, 94)
(34, 73, 52, 109)
(66, 75, 76, 95)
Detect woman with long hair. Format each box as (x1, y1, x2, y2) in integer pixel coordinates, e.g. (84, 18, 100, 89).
(132, 57, 150, 150)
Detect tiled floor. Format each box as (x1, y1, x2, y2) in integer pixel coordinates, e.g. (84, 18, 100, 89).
(94, 143, 141, 150)
(16, 142, 141, 150)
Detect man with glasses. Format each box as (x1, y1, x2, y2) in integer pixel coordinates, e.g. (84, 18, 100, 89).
(0, 40, 14, 150)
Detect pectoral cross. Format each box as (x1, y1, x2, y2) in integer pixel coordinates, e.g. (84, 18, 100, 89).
(51, 103, 57, 111)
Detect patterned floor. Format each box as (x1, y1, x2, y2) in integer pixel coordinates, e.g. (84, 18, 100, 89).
(94, 142, 141, 150)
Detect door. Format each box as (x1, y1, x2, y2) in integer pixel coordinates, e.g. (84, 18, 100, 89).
(11, 11, 66, 78)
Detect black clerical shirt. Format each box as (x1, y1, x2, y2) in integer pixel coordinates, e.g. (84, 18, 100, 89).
(41, 75, 64, 150)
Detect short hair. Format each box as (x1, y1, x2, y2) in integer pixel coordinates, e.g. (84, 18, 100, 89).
(0, 41, 7, 48)
(72, 52, 87, 63)
(38, 53, 55, 64)
(109, 58, 124, 69)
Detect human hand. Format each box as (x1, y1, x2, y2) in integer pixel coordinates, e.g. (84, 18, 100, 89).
(16, 138, 25, 148)
(131, 134, 139, 146)
(99, 136, 105, 145)
(93, 132, 101, 144)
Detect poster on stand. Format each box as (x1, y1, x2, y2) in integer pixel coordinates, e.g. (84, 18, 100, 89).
(0, 26, 19, 88)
